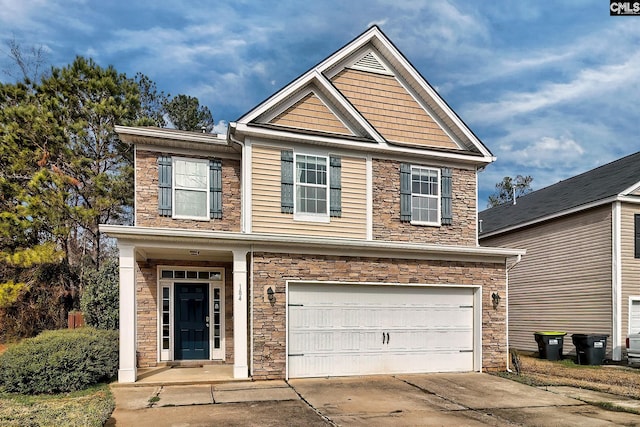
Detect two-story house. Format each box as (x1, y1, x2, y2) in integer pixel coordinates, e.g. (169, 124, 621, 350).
(479, 151, 640, 361)
(101, 26, 524, 383)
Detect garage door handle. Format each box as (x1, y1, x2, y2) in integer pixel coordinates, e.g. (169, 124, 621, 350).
(459, 350, 473, 353)
(382, 332, 390, 344)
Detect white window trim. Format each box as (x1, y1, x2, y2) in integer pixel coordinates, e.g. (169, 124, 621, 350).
(157, 266, 226, 362)
(629, 297, 640, 335)
(410, 166, 441, 227)
(293, 152, 330, 223)
(172, 156, 210, 221)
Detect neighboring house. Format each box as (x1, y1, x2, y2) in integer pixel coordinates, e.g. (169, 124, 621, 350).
(101, 26, 523, 383)
(479, 152, 640, 361)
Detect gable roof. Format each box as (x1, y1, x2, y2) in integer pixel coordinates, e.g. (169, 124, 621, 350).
(479, 151, 640, 237)
(231, 26, 494, 165)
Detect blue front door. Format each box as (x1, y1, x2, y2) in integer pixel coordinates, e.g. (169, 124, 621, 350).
(175, 283, 209, 360)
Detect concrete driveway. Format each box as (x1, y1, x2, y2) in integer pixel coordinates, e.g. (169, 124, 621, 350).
(109, 373, 640, 426)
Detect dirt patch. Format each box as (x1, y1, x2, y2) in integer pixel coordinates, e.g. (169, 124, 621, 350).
(0, 344, 6, 355)
(505, 354, 640, 399)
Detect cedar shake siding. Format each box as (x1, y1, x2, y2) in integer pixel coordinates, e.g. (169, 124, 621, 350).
(372, 159, 477, 244)
(251, 252, 507, 380)
(481, 205, 613, 356)
(135, 260, 234, 368)
(135, 150, 241, 231)
(270, 92, 353, 135)
(251, 144, 367, 239)
(331, 68, 457, 149)
(621, 203, 640, 343)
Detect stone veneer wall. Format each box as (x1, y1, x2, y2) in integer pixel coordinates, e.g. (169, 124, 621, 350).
(135, 150, 241, 231)
(251, 252, 506, 380)
(135, 260, 234, 368)
(372, 159, 477, 245)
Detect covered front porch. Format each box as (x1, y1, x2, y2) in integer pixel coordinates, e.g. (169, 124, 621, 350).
(109, 228, 251, 383)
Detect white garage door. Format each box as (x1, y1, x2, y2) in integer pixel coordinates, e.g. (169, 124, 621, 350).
(288, 283, 477, 378)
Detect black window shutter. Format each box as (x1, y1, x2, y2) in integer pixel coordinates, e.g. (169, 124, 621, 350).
(400, 163, 411, 222)
(158, 155, 172, 216)
(441, 167, 452, 225)
(330, 157, 341, 217)
(281, 150, 294, 214)
(210, 159, 222, 219)
(635, 214, 640, 259)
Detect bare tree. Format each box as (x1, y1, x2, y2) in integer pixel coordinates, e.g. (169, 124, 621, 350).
(2, 37, 49, 83)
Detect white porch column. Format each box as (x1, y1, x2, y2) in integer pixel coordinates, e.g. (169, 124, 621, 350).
(232, 249, 249, 378)
(118, 244, 137, 383)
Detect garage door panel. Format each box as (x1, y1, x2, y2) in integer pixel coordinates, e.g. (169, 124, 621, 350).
(288, 284, 477, 378)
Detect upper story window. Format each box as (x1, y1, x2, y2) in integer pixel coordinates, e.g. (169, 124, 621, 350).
(401, 164, 452, 226)
(174, 158, 209, 219)
(296, 154, 328, 216)
(411, 166, 440, 225)
(281, 150, 341, 222)
(158, 155, 222, 220)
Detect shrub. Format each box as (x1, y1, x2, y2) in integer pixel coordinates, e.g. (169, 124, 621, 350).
(81, 259, 119, 330)
(0, 328, 118, 394)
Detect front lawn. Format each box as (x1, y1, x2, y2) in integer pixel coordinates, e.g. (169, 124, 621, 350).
(500, 353, 640, 399)
(0, 382, 114, 427)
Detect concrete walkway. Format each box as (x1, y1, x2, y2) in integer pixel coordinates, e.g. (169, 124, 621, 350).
(107, 374, 640, 426)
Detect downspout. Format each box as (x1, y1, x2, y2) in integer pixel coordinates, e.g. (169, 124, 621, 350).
(227, 123, 247, 234)
(612, 201, 622, 361)
(505, 254, 523, 372)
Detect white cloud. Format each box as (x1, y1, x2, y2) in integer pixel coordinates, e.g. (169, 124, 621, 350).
(213, 119, 228, 135)
(500, 135, 584, 169)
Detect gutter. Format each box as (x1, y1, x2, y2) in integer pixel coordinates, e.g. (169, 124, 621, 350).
(100, 224, 525, 262)
(505, 253, 523, 373)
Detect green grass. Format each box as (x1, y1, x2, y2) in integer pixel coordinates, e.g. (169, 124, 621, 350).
(0, 382, 115, 427)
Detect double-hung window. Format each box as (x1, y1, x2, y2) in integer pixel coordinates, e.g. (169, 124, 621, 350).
(173, 158, 209, 220)
(158, 155, 222, 220)
(411, 166, 440, 225)
(280, 150, 341, 221)
(295, 154, 328, 217)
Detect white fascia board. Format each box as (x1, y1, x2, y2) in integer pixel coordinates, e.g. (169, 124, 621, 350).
(367, 34, 493, 158)
(620, 181, 640, 197)
(312, 72, 385, 142)
(238, 71, 318, 124)
(315, 26, 382, 74)
(480, 196, 619, 239)
(100, 224, 525, 262)
(253, 71, 385, 143)
(617, 195, 640, 204)
(233, 123, 493, 166)
(115, 125, 227, 145)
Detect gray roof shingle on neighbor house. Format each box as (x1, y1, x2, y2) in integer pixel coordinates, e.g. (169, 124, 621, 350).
(478, 151, 640, 237)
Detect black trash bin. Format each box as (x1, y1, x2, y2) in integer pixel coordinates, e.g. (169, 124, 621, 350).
(572, 334, 609, 365)
(534, 331, 567, 360)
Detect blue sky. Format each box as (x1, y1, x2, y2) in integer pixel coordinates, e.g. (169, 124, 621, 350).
(1, 0, 638, 207)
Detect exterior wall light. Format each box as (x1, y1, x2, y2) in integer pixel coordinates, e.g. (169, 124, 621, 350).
(491, 292, 501, 308)
(267, 286, 275, 303)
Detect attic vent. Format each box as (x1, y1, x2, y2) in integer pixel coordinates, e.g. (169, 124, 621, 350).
(351, 51, 390, 74)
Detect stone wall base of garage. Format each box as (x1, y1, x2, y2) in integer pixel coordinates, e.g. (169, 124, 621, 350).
(251, 252, 507, 380)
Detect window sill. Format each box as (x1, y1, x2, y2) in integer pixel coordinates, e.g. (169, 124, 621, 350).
(410, 220, 441, 227)
(293, 213, 330, 223)
(172, 215, 211, 221)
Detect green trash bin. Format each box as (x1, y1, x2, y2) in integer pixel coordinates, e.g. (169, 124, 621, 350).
(534, 331, 567, 360)
(572, 334, 609, 365)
